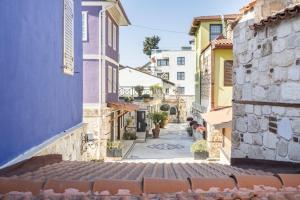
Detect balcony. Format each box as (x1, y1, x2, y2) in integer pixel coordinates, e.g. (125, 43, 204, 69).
(119, 86, 164, 102)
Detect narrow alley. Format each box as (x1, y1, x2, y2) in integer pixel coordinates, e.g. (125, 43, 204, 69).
(123, 123, 195, 163)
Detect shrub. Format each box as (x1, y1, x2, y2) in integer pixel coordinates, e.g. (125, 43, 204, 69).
(123, 131, 137, 140)
(170, 107, 177, 115)
(124, 96, 133, 103)
(150, 112, 164, 125)
(191, 140, 208, 153)
(107, 140, 122, 150)
(160, 104, 170, 111)
(134, 85, 144, 96)
(150, 84, 163, 94)
(142, 94, 151, 99)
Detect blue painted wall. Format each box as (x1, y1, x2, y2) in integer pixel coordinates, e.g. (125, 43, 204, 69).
(0, 0, 83, 166)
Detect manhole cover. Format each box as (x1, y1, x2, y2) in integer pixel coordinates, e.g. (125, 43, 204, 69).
(147, 143, 184, 150)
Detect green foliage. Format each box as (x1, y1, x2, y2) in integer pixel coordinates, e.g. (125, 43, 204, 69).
(107, 140, 122, 150)
(191, 140, 208, 153)
(161, 112, 169, 121)
(150, 111, 164, 125)
(150, 84, 163, 94)
(143, 35, 160, 57)
(124, 96, 133, 103)
(160, 104, 170, 112)
(123, 131, 137, 140)
(142, 94, 151, 99)
(134, 85, 144, 96)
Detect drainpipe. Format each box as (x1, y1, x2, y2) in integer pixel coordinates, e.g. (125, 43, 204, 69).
(221, 14, 227, 38)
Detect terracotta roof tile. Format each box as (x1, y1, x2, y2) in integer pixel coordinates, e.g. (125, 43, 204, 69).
(250, 4, 300, 31)
(234, 175, 282, 189)
(240, 0, 257, 14)
(190, 177, 236, 192)
(44, 180, 90, 193)
(277, 174, 300, 188)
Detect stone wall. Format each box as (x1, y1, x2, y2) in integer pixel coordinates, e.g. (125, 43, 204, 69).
(232, 11, 300, 162)
(255, 0, 300, 21)
(200, 46, 212, 112)
(36, 124, 88, 161)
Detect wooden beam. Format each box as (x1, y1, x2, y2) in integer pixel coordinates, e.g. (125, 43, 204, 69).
(233, 100, 300, 108)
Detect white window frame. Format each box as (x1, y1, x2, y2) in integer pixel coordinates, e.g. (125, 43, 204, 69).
(82, 11, 88, 42)
(113, 68, 117, 93)
(63, 0, 75, 75)
(108, 17, 112, 47)
(113, 24, 117, 50)
(108, 66, 113, 93)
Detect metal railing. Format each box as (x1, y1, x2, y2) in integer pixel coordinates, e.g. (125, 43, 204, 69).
(119, 86, 164, 98)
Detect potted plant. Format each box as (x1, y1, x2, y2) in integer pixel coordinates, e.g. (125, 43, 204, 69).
(186, 127, 193, 137)
(160, 104, 170, 112)
(134, 85, 144, 97)
(107, 140, 123, 157)
(150, 112, 163, 138)
(150, 84, 163, 96)
(142, 94, 151, 102)
(191, 140, 209, 160)
(123, 130, 137, 140)
(159, 112, 169, 128)
(124, 96, 133, 103)
(186, 117, 193, 122)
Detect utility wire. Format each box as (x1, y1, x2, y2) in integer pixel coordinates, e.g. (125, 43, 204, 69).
(131, 24, 189, 35)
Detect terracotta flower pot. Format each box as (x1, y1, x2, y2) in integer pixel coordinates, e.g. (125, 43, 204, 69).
(152, 125, 160, 138)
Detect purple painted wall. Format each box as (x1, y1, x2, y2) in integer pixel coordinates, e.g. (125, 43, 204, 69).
(105, 12, 119, 62)
(83, 60, 99, 103)
(82, 6, 101, 55)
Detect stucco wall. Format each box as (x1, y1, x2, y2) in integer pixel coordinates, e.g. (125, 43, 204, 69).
(83, 60, 99, 103)
(0, 0, 83, 166)
(214, 49, 233, 108)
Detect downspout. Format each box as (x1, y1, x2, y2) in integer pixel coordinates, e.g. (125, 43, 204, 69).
(221, 15, 226, 38)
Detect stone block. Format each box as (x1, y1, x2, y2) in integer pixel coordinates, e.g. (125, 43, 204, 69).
(292, 119, 300, 134)
(242, 84, 252, 100)
(272, 106, 285, 115)
(272, 50, 295, 67)
(258, 56, 271, 72)
(235, 117, 248, 132)
(253, 86, 266, 100)
(276, 20, 292, 38)
(247, 145, 264, 159)
(273, 38, 286, 53)
(262, 106, 271, 115)
(258, 73, 271, 86)
(278, 117, 293, 140)
(292, 16, 300, 32)
(272, 67, 288, 82)
(231, 148, 246, 158)
(245, 104, 254, 113)
(288, 142, 300, 161)
(277, 139, 288, 157)
(263, 132, 279, 149)
(248, 115, 259, 133)
(234, 104, 246, 116)
(261, 40, 272, 57)
(286, 34, 300, 49)
(288, 66, 300, 81)
(263, 148, 276, 160)
(253, 134, 263, 146)
(281, 82, 300, 101)
(239, 51, 253, 64)
(236, 67, 245, 85)
(286, 108, 300, 117)
(260, 117, 269, 131)
(243, 133, 253, 144)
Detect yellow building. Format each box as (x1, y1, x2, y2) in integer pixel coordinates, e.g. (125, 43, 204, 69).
(189, 14, 238, 163)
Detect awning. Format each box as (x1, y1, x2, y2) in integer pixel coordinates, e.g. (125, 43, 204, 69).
(108, 102, 139, 112)
(201, 107, 232, 129)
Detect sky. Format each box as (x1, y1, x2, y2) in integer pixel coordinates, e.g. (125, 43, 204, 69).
(119, 0, 250, 67)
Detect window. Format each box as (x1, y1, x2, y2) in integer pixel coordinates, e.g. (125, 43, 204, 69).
(113, 68, 117, 93)
(157, 59, 169, 66)
(224, 60, 233, 86)
(165, 88, 169, 95)
(157, 72, 169, 80)
(177, 87, 185, 95)
(210, 24, 222, 41)
(113, 24, 117, 50)
(177, 72, 185, 80)
(177, 57, 185, 65)
(108, 66, 113, 93)
(82, 11, 88, 41)
(108, 17, 112, 47)
(63, 0, 74, 75)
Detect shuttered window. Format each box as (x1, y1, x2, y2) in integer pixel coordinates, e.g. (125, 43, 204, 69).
(82, 11, 88, 42)
(63, 0, 74, 75)
(108, 66, 113, 93)
(113, 68, 117, 93)
(224, 60, 233, 86)
(108, 17, 112, 47)
(113, 24, 117, 50)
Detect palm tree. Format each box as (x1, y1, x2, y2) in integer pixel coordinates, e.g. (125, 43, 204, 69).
(143, 35, 160, 57)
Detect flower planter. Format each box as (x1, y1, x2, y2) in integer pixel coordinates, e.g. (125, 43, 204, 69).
(194, 151, 209, 160)
(107, 148, 122, 157)
(152, 125, 160, 138)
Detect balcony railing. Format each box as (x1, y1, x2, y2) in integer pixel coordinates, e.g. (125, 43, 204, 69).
(119, 86, 164, 98)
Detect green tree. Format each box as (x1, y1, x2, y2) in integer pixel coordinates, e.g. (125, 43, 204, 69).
(143, 35, 160, 57)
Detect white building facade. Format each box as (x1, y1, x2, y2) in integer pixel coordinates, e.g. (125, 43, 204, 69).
(150, 47, 196, 113)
